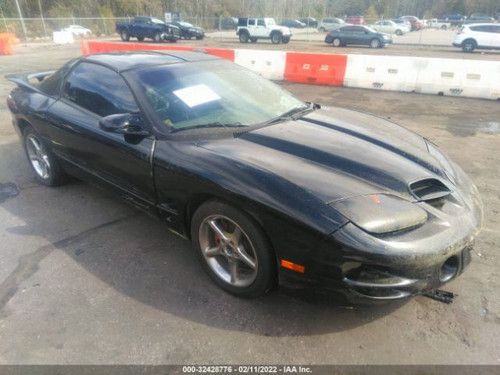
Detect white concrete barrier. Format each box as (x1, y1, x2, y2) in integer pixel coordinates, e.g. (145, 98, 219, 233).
(234, 49, 287, 81)
(53, 31, 74, 44)
(416, 59, 500, 100)
(344, 55, 422, 92)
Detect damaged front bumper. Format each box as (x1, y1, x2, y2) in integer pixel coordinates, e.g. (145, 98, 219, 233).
(279, 166, 482, 304)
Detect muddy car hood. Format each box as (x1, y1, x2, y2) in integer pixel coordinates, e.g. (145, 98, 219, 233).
(197, 106, 451, 204)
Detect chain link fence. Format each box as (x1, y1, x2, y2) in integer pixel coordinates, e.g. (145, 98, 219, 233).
(0, 16, 251, 40)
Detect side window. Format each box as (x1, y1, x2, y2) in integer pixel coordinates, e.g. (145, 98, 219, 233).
(248, 19, 256, 26)
(471, 25, 488, 32)
(257, 19, 265, 26)
(63, 62, 139, 117)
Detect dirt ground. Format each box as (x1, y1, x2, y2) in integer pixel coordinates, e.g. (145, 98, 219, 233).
(0, 41, 499, 366)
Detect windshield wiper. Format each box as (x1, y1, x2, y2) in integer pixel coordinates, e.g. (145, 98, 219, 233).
(260, 102, 320, 126)
(234, 102, 320, 138)
(170, 122, 245, 133)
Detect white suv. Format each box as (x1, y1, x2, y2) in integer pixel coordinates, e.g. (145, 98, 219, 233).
(237, 17, 291, 44)
(453, 23, 500, 52)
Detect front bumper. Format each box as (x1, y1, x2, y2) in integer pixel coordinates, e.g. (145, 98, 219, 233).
(279, 165, 482, 303)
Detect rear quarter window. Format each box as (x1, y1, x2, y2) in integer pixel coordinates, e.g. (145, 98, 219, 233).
(39, 59, 78, 97)
(62, 62, 139, 117)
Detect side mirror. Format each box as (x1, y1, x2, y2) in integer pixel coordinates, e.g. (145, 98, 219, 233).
(99, 113, 150, 136)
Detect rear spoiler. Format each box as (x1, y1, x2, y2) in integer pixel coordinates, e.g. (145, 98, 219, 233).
(5, 71, 55, 92)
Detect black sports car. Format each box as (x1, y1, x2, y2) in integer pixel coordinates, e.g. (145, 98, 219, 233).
(169, 21, 205, 40)
(6, 52, 482, 302)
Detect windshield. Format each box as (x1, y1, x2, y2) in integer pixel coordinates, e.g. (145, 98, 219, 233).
(131, 59, 306, 133)
(152, 18, 166, 25)
(179, 22, 193, 27)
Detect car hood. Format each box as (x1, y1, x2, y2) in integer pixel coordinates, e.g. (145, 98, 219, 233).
(197, 106, 450, 204)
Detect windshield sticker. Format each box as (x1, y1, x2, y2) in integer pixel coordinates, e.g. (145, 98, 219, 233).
(173, 84, 221, 107)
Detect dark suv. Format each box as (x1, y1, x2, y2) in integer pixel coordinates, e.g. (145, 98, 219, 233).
(325, 25, 392, 48)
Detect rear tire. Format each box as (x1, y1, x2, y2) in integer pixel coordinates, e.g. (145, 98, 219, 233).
(250, 37, 257, 43)
(271, 32, 281, 44)
(23, 126, 67, 187)
(395, 29, 403, 36)
(239, 32, 249, 43)
(120, 30, 130, 41)
(191, 200, 276, 297)
(462, 39, 476, 53)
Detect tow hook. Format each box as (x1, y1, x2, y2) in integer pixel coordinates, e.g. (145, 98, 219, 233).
(424, 289, 455, 304)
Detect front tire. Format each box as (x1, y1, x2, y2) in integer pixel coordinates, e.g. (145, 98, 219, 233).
(370, 38, 381, 48)
(137, 36, 144, 41)
(191, 200, 276, 297)
(395, 29, 403, 36)
(270, 32, 281, 44)
(153, 32, 161, 43)
(332, 37, 342, 47)
(281, 36, 290, 44)
(23, 126, 67, 187)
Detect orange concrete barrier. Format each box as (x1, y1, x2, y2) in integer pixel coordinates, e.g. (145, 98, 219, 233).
(0, 36, 14, 55)
(84, 41, 235, 62)
(284, 53, 347, 86)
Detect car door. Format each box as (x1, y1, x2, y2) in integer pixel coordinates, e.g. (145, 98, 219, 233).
(488, 25, 500, 47)
(131, 18, 145, 38)
(255, 19, 268, 37)
(340, 26, 355, 44)
(46, 61, 157, 211)
(349, 26, 366, 45)
(376, 21, 388, 33)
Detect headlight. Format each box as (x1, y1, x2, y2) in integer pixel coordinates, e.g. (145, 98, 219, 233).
(330, 194, 427, 234)
(426, 140, 457, 185)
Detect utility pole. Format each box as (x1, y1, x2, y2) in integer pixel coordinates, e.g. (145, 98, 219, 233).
(14, 0, 28, 39)
(37, 0, 48, 37)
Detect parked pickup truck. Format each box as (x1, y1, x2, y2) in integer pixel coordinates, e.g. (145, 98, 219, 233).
(116, 16, 181, 42)
(237, 17, 291, 44)
(425, 19, 452, 30)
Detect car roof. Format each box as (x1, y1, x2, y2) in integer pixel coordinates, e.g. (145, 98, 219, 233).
(465, 23, 498, 27)
(80, 51, 219, 72)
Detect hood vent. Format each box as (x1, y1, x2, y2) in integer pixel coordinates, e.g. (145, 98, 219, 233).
(409, 178, 451, 202)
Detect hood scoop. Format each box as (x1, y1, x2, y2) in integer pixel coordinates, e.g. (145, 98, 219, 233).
(409, 178, 451, 202)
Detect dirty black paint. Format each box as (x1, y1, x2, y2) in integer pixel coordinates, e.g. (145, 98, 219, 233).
(0, 183, 20, 203)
